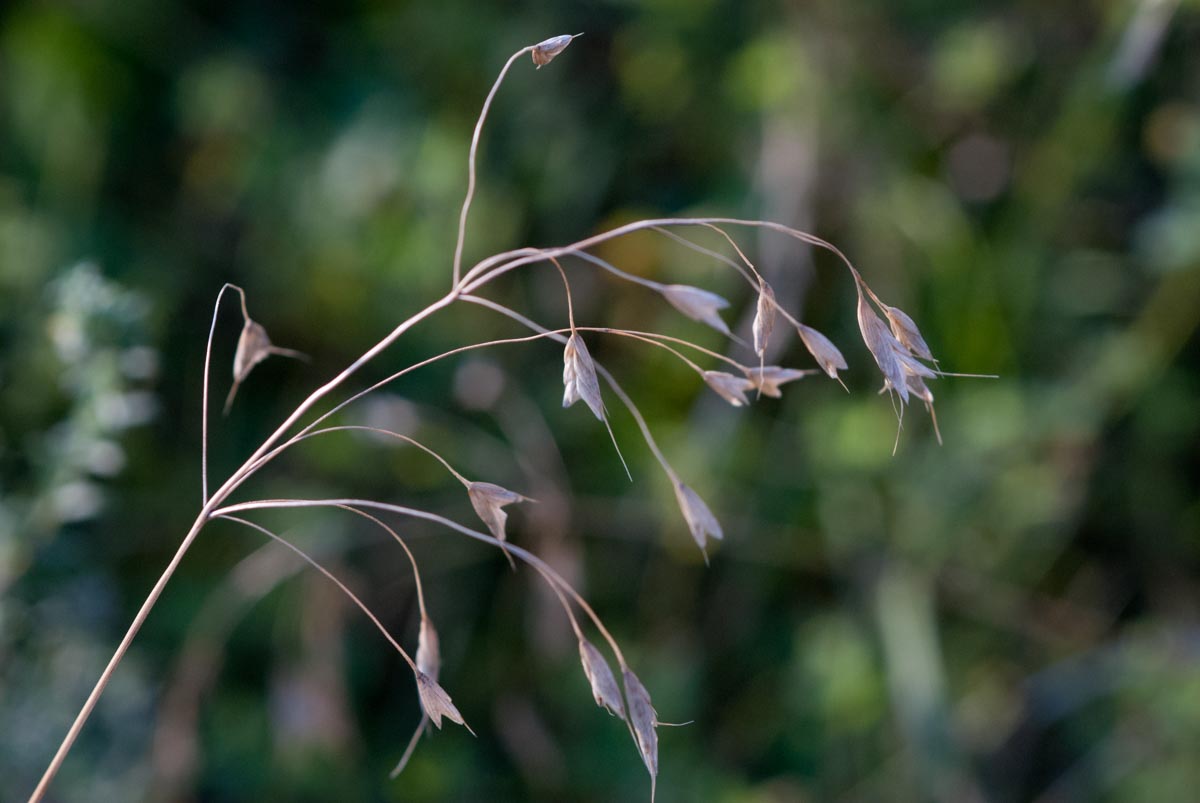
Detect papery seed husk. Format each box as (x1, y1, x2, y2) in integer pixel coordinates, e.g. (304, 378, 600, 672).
(233, 320, 272, 381)
(895, 349, 937, 380)
(885, 306, 934, 361)
(857, 293, 908, 403)
(417, 617, 440, 682)
(796, 324, 847, 379)
(532, 34, 576, 68)
(661, 284, 731, 336)
(623, 669, 658, 780)
(752, 279, 776, 356)
(746, 366, 810, 398)
(674, 482, 723, 553)
(416, 672, 469, 732)
(702, 370, 753, 407)
(905, 373, 934, 404)
(562, 333, 605, 420)
(467, 481, 525, 542)
(579, 639, 625, 719)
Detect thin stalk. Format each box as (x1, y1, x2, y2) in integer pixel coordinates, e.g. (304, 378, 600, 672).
(202, 284, 245, 504)
(212, 498, 628, 670)
(451, 46, 534, 287)
(459, 217, 862, 294)
(34, 291, 460, 802)
(29, 508, 211, 803)
(220, 516, 416, 672)
(335, 504, 429, 622)
(295, 425, 471, 488)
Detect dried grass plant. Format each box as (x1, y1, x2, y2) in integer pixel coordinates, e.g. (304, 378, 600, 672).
(29, 34, 974, 802)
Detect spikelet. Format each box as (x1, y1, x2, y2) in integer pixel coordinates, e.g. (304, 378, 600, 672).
(467, 481, 529, 568)
(531, 34, 580, 69)
(224, 317, 305, 414)
(562, 333, 605, 420)
(415, 672, 473, 734)
(623, 669, 659, 801)
(467, 481, 529, 543)
(660, 284, 731, 335)
(578, 639, 625, 719)
(702, 370, 754, 407)
(795, 323, 848, 380)
(751, 278, 776, 357)
(416, 616, 440, 682)
(745, 366, 811, 398)
(856, 291, 908, 403)
(884, 305, 934, 361)
(674, 481, 723, 557)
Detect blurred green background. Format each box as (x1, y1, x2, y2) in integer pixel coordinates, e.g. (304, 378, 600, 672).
(3, 1, 1199, 801)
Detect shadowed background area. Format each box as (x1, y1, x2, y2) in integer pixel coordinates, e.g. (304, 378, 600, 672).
(2, 1, 1199, 801)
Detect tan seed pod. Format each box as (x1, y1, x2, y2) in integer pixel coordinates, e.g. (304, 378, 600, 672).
(416, 616, 441, 682)
(531, 33, 580, 69)
(674, 481, 723, 555)
(795, 324, 847, 379)
(746, 366, 811, 398)
(856, 293, 908, 403)
(660, 284, 731, 336)
(578, 639, 625, 719)
(752, 278, 776, 357)
(415, 671, 472, 733)
(885, 305, 934, 361)
(562, 332, 605, 420)
(702, 370, 753, 407)
(622, 669, 659, 797)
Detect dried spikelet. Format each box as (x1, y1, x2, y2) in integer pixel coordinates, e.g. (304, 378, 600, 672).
(856, 292, 908, 403)
(416, 616, 440, 682)
(562, 333, 605, 420)
(531, 33, 580, 68)
(467, 480, 527, 568)
(467, 481, 528, 543)
(905, 373, 934, 404)
(623, 669, 659, 800)
(674, 481, 723, 556)
(885, 305, 934, 361)
(562, 331, 631, 479)
(702, 370, 754, 407)
(224, 318, 306, 414)
(746, 366, 811, 398)
(578, 639, 625, 719)
(895, 349, 937, 381)
(660, 284, 731, 335)
(752, 278, 776, 357)
(795, 324, 848, 380)
(233, 320, 272, 382)
(415, 672, 473, 734)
